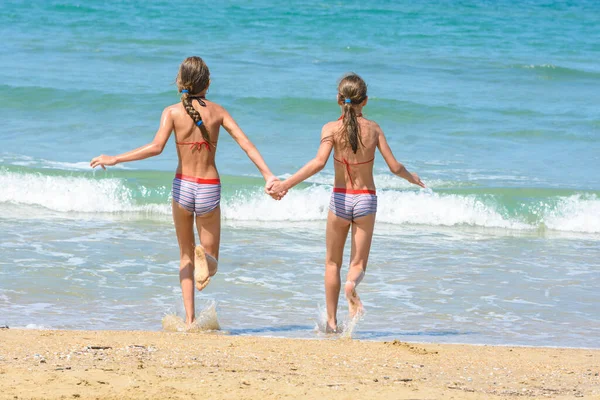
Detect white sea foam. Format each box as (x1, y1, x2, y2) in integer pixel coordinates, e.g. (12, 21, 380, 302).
(0, 170, 169, 214)
(379, 190, 531, 229)
(222, 185, 331, 221)
(543, 195, 600, 234)
(1, 170, 598, 233)
(523, 64, 557, 69)
(24, 323, 49, 330)
(222, 186, 529, 229)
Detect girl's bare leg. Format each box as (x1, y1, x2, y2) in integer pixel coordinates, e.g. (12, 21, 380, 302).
(345, 213, 376, 318)
(325, 211, 351, 332)
(194, 206, 221, 291)
(172, 201, 197, 325)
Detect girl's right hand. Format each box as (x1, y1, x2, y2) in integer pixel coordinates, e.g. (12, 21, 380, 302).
(90, 155, 118, 170)
(265, 178, 288, 200)
(409, 172, 426, 188)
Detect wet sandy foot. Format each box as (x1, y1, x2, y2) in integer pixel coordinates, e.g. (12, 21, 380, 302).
(194, 246, 211, 291)
(326, 321, 338, 334)
(344, 281, 364, 318)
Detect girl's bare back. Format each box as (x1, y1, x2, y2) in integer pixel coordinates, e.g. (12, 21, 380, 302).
(168, 99, 227, 179)
(325, 117, 381, 191)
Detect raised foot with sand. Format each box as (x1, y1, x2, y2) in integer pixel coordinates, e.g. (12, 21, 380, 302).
(344, 280, 364, 318)
(194, 245, 211, 291)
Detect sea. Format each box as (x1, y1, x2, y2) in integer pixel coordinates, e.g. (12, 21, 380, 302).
(1, 0, 599, 348)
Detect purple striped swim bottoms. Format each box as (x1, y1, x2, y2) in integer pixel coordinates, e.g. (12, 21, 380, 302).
(172, 174, 221, 216)
(329, 188, 377, 221)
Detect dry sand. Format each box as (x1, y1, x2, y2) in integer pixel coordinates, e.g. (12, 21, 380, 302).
(0, 329, 598, 399)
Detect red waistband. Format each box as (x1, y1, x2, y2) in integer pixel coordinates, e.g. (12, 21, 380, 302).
(175, 174, 221, 184)
(333, 188, 376, 195)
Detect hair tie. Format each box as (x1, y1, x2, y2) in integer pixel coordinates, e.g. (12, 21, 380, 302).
(181, 89, 189, 94)
(196, 120, 203, 127)
(344, 98, 351, 103)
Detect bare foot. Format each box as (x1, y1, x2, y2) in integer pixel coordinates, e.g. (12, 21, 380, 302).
(326, 320, 338, 334)
(345, 281, 364, 318)
(186, 319, 195, 330)
(194, 246, 211, 291)
(185, 318, 200, 332)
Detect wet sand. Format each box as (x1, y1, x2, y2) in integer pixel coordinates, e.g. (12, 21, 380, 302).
(0, 329, 598, 399)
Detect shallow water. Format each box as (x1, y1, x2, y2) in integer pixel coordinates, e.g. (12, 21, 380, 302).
(1, 0, 599, 347)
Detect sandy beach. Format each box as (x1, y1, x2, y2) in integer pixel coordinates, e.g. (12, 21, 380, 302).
(0, 329, 598, 399)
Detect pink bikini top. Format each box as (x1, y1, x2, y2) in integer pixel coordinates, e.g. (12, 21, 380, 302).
(333, 156, 375, 186)
(176, 140, 212, 152)
(176, 94, 214, 152)
(334, 112, 374, 186)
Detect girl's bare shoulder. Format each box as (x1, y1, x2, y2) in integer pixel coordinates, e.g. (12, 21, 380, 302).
(362, 117, 382, 130)
(322, 119, 342, 133)
(360, 118, 382, 144)
(165, 102, 185, 115)
(203, 100, 228, 117)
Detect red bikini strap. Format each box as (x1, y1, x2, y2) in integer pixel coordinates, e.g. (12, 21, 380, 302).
(333, 156, 375, 186)
(338, 113, 363, 121)
(175, 141, 212, 152)
(333, 156, 375, 166)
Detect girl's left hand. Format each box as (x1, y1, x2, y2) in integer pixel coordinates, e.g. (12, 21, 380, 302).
(90, 155, 117, 170)
(265, 177, 287, 200)
(409, 172, 426, 188)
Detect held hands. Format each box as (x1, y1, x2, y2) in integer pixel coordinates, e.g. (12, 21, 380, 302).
(90, 155, 118, 170)
(265, 176, 288, 200)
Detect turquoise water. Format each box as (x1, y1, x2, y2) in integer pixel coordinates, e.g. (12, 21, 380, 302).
(1, 1, 599, 347)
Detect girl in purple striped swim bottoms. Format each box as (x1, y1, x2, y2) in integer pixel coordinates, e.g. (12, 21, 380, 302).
(267, 74, 426, 333)
(91, 56, 282, 328)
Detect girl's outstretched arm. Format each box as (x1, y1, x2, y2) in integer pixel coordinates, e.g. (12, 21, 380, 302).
(90, 108, 174, 169)
(376, 125, 426, 188)
(222, 109, 276, 182)
(269, 124, 334, 194)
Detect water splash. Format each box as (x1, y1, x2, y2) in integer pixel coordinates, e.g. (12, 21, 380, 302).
(339, 313, 364, 340)
(162, 301, 220, 333)
(188, 301, 220, 332)
(314, 304, 364, 339)
(161, 314, 186, 332)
